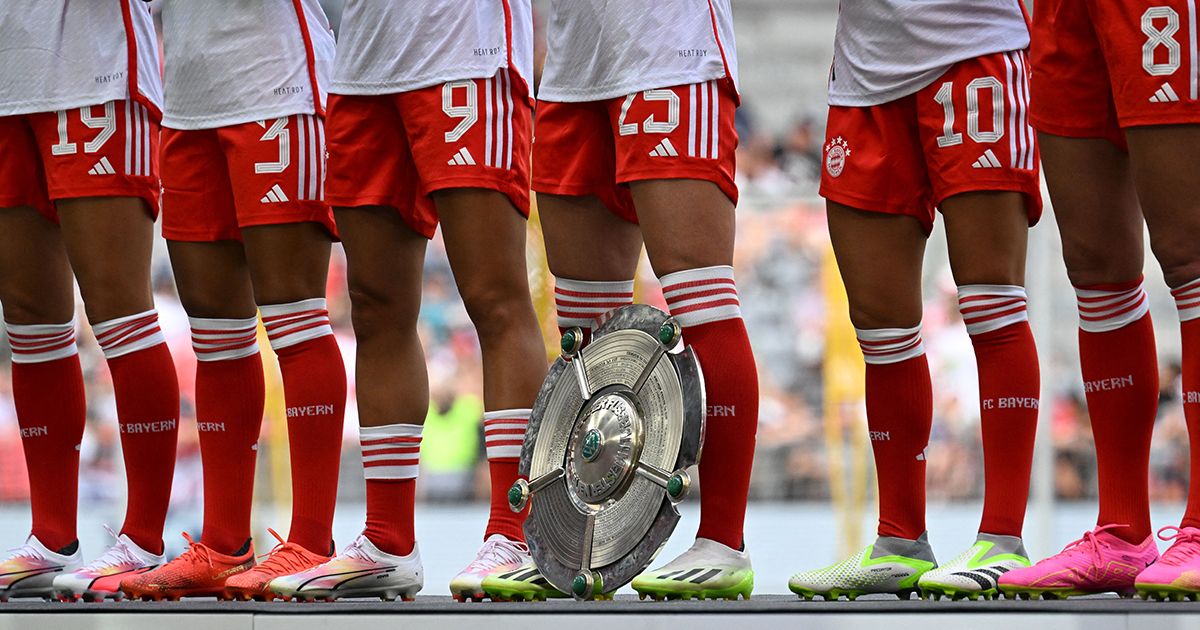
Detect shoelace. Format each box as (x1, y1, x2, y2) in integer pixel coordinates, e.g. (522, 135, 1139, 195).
(5, 540, 48, 563)
(254, 529, 315, 574)
(177, 532, 215, 568)
(1158, 526, 1200, 563)
(1056, 523, 1127, 567)
(81, 526, 139, 571)
(468, 538, 527, 571)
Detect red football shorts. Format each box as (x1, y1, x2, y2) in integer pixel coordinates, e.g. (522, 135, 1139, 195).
(820, 51, 1042, 233)
(532, 78, 739, 224)
(1032, 0, 1200, 142)
(0, 99, 160, 221)
(161, 114, 336, 242)
(325, 69, 531, 239)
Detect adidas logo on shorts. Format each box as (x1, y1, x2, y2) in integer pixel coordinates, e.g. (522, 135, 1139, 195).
(87, 157, 116, 176)
(648, 138, 679, 157)
(971, 149, 1002, 169)
(1149, 82, 1180, 103)
(260, 184, 290, 204)
(447, 147, 477, 166)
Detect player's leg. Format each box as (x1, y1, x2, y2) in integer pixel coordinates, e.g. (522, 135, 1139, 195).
(0, 197, 86, 598)
(1123, 126, 1200, 598)
(120, 128, 265, 602)
(267, 96, 424, 603)
(32, 102, 180, 560)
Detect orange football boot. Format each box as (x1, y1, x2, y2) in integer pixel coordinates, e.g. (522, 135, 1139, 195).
(224, 529, 330, 601)
(120, 533, 254, 601)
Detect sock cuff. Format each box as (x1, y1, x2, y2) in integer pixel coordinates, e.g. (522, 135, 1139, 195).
(259, 298, 332, 351)
(855, 324, 925, 365)
(5, 319, 79, 364)
(658, 265, 741, 327)
(956, 284, 1029, 336)
(1074, 277, 1149, 333)
(554, 277, 635, 330)
(92, 309, 165, 359)
(1172, 278, 1200, 322)
(360, 423, 423, 480)
(484, 408, 529, 461)
(189, 316, 260, 362)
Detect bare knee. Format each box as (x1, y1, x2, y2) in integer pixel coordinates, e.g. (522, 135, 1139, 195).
(0, 286, 74, 325)
(458, 282, 536, 343)
(1149, 232, 1200, 288)
(1059, 231, 1144, 288)
(348, 282, 419, 342)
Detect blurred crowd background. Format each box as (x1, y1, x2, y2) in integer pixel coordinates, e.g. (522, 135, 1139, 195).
(0, 0, 1194, 528)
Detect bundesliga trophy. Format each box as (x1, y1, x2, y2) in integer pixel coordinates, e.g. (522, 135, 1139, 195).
(507, 305, 706, 600)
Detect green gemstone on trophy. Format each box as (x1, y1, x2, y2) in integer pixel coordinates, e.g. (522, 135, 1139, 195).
(508, 483, 524, 508)
(582, 429, 602, 461)
(560, 329, 578, 354)
(572, 575, 588, 597)
(658, 321, 678, 345)
(667, 474, 684, 499)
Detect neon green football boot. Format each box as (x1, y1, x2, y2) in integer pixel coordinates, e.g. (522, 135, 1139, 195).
(789, 533, 936, 601)
(480, 559, 568, 601)
(631, 538, 754, 601)
(918, 534, 1029, 600)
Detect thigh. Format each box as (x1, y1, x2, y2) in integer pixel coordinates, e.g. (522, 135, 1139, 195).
(1124, 125, 1200, 286)
(630, 179, 735, 276)
(55, 196, 156, 322)
(826, 201, 926, 330)
(917, 51, 1043, 226)
(0, 207, 74, 324)
(220, 115, 338, 238)
(533, 99, 637, 222)
(435, 188, 532, 299)
(538, 193, 643, 282)
(166, 240, 257, 319)
(333, 206, 427, 327)
(608, 79, 740, 209)
(240, 222, 333, 306)
(0, 116, 53, 219)
(942, 192, 1030, 287)
(28, 100, 161, 216)
(1039, 132, 1144, 286)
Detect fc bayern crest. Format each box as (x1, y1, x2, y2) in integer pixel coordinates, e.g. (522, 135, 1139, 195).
(825, 136, 850, 178)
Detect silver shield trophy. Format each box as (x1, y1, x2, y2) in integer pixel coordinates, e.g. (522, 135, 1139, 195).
(506, 304, 706, 600)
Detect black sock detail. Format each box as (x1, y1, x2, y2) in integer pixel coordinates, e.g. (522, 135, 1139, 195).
(56, 540, 79, 556)
(232, 538, 252, 556)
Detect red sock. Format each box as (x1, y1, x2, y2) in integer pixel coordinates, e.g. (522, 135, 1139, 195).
(1172, 279, 1200, 528)
(360, 424, 422, 556)
(261, 298, 346, 554)
(483, 409, 529, 541)
(857, 325, 931, 540)
(553, 277, 635, 343)
(957, 285, 1039, 537)
(92, 310, 180, 555)
(190, 317, 265, 554)
(1075, 278, 1157, 543)
(6, 320, 86, 551)
(661, 266, 758, 550)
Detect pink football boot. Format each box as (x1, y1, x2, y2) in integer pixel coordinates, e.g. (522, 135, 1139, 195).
(998, 525, 1158, 599)
(1135, 527, 1200, 601)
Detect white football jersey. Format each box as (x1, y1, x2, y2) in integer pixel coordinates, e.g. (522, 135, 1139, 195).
(538, 0, 738, 103)
(0, 0, 162, 117)
(830, 0, 1031, 107)
(331, 0, 533, 95)
(161, 0, 335, 130)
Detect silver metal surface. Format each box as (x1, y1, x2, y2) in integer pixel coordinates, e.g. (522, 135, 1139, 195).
(517, 305, 706, 598)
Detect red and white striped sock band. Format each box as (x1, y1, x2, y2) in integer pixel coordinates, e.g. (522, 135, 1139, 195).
(855, 325, 925, 365)
(189, 316, 259, 362)
(554, 278, 635, 330)
(260, 298, 333, 351)
(956, 284, 1029, 336)
(484, 409, 529, 461)
(360, 423, 422, 480)
(5, 320, 79, 364)
(1074, 278, 1149, 333)
(1172, 278, 1200, 322)
(659, 265, 741, 328)
(92, 309, 166, 359)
